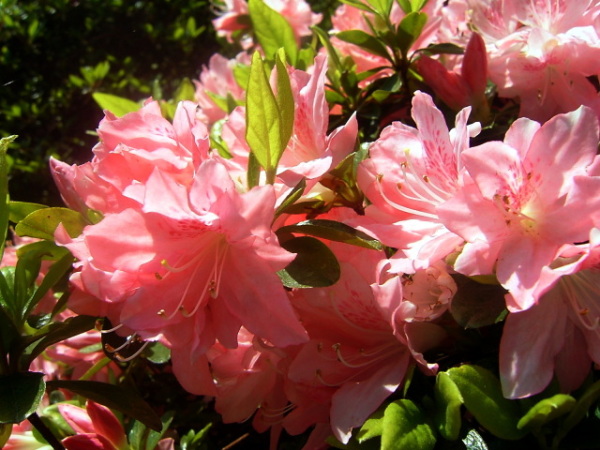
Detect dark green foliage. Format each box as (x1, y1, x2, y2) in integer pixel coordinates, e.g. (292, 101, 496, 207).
(0, 0, 219, 205)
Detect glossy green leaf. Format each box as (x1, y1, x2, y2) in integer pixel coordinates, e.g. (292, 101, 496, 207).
(446, 365, 526, 440)
(15, 207, 88, 241)
(92, 92, 140, 117)
(450, 274, 507, 328)
(23, 315, 97, 366)
(517, 394, 575, 430)
(173, 77, 196, 102)
(357, 406, 385, 442)
(381, 399, 436, 450)
(0, 136, 17, 261)
(275, 49, 295, 155)
(274, 178, 306, 219)
(396, 12, 428, 57)
(434, 371, 464, 440)
(278, 219, 382, 250)
(47, 380, 162, 431)
(367, 0, 393, 16)
(336, 30, 391, 60)
(248, 0, 298, 64)
(0, 372, 45, 423)
(129, 411, 174, 450)
(245, 52, 293, 183)
(8, 201, 47, 224)
(397, 0, 429, 13)
(420, 42, 464, 56)
(278, 236, 340, 288)
(24, 251, 73, 318)
(340, 0, 376, 13)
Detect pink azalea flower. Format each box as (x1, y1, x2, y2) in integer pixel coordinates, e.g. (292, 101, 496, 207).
(355, 91, 479, 273)
(194, 52, 248, 126)
(58, 159, 307, 395)
(286, 243, 445, 444)
(437, 106, 600, 311)
(51, 100, 209, 214)
(500, 228, 600, 398)
(212, 0, 321, 48)
(416, 32, 490, 120)
(59, 401, 128, 450)
(468, 0, 600, 121)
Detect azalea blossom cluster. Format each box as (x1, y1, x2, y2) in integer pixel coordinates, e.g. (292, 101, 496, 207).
(13, 0, 600, 448)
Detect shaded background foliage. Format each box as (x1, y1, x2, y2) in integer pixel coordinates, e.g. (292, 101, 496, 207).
(0, 0, 220, 206)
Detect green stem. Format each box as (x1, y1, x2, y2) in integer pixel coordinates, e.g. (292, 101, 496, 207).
(28, 412, 65, 450)
(78, 356, 112, 381)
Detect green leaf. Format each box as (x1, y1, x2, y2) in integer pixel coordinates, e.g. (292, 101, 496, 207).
(367, 0, 394, 16)
(446, 365, 526, 440)
(517, 394, 575, 430)
(419, 42, 464, 56)
(277, 236, 340, 288)
(449, 274, 507, 328)
(129, 411, 174, 450)
(275, 49, 295, 155)
(434, 371, 464, 440)
(335, 30, 391, 61)
(397, 0, 429, 13)
(396, 12, 428, 57)
(278, 219, 382, 250)
(0, 136, 17, 261)
(8, 201, 47, 224)
(174, 77, 196, 102)
(15, 207, 88, 241)
(245, 52, 292, 182)
(23, 315, 97, 366)
(92, 92, 140, 117)
(340, 0, 377, 13)
(46, 380, 162, 431)
(274, 178, 306, 219)
(381, 399, 436, 450)
(248, 0, 298, 64)
(0, 372, 45, 423)
(144, 341, 171, 364)
(358, 406, 385, 442)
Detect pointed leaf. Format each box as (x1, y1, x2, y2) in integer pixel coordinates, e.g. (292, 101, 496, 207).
(277, 236, 340, 288)
(46, 380, 162, 431)
(23, 315, 98, 366)
(0, 372, 45, 423)
(248, 0, 298, 64)
(396, 12, 428, 57)
(8, 201, 47, 224)
(274, 178, 306, 219)
(335, 30, 391, 61)
(275, 49, 295, 153)
(15, 207, 88, 241)
(278, 219, 382, 250)
(246, 52, 285, 179)
(446, 365, 526, 440)
(517, 394, 575, 430)
(92, 93, 140, 117)
(381, 399, 436, 450)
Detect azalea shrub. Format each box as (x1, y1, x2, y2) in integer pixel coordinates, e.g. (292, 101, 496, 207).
(2, 0, 600, 449)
